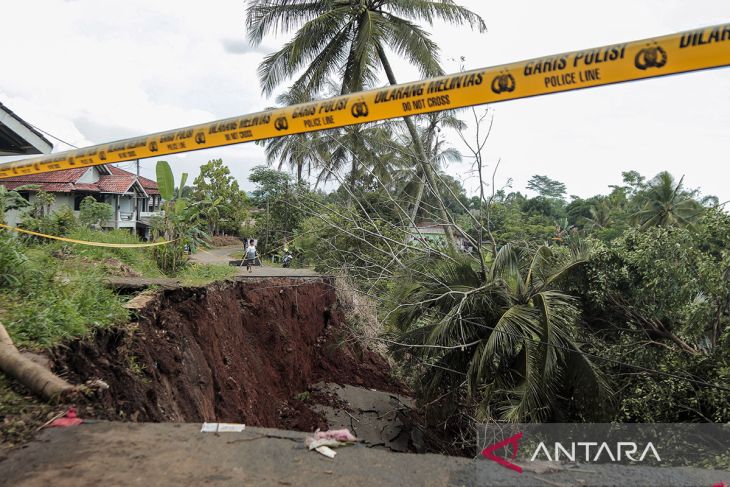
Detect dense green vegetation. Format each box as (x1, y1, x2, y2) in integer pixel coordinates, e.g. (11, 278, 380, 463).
(0, 230, 131, 348)
(243, 163, 729, 424)
(241, 0, 729, 426)
(1, 1, 726, 435)
(0, 160, 242, 350)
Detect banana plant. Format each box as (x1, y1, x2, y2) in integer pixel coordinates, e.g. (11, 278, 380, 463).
(151, 161, 208, 274)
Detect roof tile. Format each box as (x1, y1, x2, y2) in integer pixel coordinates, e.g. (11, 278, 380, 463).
(0, 164, 160, 195)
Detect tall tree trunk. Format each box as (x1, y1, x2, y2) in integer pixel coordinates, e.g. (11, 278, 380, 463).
(409, 169, 425, 224)
(376, 45, 456, 249)
(297, 161, 303, 183)
(348, 128, 361, 205)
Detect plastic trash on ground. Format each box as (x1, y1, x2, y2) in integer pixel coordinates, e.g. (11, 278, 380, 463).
(305, 429, 358, 458)
(50, 408, 83, 428)
(314, 429, 357, 442)
(200, 422, 246, 433)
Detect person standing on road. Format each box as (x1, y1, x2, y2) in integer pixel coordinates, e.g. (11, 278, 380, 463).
(244, 239, 257, 273)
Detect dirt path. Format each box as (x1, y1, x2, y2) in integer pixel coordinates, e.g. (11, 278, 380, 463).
(192, 245, 319, 277)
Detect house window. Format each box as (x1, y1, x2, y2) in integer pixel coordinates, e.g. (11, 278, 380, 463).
(73, 194, 103, 211)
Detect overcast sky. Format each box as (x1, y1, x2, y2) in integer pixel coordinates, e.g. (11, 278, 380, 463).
(2, 1, 729, 201)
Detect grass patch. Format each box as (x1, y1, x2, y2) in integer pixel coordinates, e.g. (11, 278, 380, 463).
(176, 263, 238, 286)
(2, 265, 129, 349)
(1, 230, 129, 349)
(52, 228, 163, 278)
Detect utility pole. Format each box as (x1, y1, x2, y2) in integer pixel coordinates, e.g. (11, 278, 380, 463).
(134, 159, 141, 227)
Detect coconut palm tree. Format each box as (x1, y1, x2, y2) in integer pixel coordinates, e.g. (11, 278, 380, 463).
(584, 201, 612, 231)
(388, 243, 607, 422)
(396, 112, 464, 222)
(246, 0, 486, 240)
(257, 86, 332, 184)
(632, 172, 701, 229)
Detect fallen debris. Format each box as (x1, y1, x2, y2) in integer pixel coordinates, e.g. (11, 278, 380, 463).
(314, 428, 357, 442)
(305, 429, 358, 458)
(201, 422, 246, 433)
(49, 408, 83, 428)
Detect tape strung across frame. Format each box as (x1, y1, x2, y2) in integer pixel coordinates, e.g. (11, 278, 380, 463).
(0, 223, 174, 248)
(0, 23, 729, 178)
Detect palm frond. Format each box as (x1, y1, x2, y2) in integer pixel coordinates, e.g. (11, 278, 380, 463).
(246, 0, 328, 44)
(380, 13, 443, 77)
(385, 0, 487, 32)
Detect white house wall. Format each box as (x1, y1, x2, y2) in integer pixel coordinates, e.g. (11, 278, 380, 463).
(3, 192, 73, 227)
(76, 167, 101, 184)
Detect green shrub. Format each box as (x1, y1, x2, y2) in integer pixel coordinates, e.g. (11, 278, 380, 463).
(52, 205, 78, 235)
(79, 196, 113, 228)
(0, 231, 29, 288)
(20, 215, 61, 237)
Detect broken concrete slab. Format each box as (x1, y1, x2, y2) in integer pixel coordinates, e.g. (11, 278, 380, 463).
(311, 383, 418, 453)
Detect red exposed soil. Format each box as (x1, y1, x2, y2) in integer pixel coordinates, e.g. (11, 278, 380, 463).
(208, 235, 243, 247)
(54, 277, 403, 431)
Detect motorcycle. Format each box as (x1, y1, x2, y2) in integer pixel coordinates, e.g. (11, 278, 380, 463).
(282, 251, 293, 268)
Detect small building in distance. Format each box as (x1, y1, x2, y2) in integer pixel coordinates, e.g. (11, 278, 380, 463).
(408, 223, 472, 252)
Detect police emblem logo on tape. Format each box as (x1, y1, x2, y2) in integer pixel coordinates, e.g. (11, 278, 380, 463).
(351, 101, 369, 118)
(99, 151, 107, 161)
(195, 132, 206, 144)
(274, 116, 289, 131)
(635, 44, 668, 70)
(491, 72, 516, 94)
(149, 141, 159, 152)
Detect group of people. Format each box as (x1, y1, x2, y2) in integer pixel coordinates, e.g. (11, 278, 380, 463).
(241, 238, 294, 271)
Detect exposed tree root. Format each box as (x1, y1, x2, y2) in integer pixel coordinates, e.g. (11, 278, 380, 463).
(0, 323, 77, 402)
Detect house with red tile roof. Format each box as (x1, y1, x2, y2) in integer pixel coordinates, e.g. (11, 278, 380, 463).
(0, 164, 162, 238)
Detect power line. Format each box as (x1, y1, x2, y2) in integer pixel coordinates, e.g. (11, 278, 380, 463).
(27, 123, 79, 149)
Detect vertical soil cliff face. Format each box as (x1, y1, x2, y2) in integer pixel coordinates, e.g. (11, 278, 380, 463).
(56, 277, 401, 430)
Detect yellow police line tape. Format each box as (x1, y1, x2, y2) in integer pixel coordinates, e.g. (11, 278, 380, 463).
(0, 23, 728, 179)
(0, 223, 174, 248)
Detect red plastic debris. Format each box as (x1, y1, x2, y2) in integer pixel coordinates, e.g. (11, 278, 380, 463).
(50, 407, 84, 428)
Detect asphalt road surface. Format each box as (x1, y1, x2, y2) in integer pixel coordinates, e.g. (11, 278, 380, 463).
(1, 423, 727, 486)
(191, 245, 319, 277)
